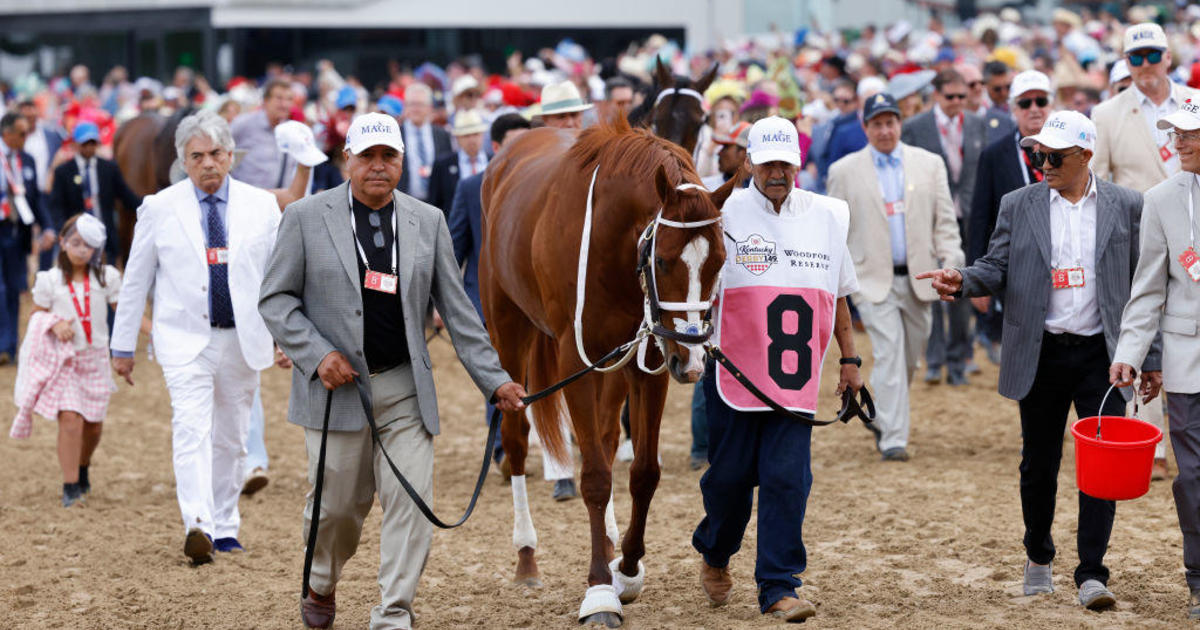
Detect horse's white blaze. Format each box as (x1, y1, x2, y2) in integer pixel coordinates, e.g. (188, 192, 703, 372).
(605, 494, 620, 550)
(676, 236, 710, 375)
(511, 475, 538, 550)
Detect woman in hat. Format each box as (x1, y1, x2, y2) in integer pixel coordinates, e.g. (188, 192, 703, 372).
(11, 214, 122, 507)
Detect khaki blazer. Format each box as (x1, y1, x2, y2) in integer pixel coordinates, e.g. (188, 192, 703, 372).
(827, 143, 964, 304)
(1091, 84, 1200, 193)
(1114, 172, 1200, 394)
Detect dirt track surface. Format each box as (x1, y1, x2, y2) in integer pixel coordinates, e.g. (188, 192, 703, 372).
(0, 304, 1191, 629)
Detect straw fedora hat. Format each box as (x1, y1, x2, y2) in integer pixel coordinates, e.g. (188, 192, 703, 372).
(538, 80, 594, 115)
(451, 109, 488, 136)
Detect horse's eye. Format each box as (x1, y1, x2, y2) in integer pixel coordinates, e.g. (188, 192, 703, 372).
(655, 256, 667, 269)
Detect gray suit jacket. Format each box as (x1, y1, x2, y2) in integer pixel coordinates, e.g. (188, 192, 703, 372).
(258, 181, 512, 434)
(1114, 172, 1200, 394)
(901, 109, 986, 224)
(956, 179, 1161, 401)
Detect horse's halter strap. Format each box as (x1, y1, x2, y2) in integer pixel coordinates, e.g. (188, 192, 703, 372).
(653, 87, 705, 107)
(574, 167, 719, 374)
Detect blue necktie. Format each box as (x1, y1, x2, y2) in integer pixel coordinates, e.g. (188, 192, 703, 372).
(204, 195, 235, 327)
(875, 153, 899, 169)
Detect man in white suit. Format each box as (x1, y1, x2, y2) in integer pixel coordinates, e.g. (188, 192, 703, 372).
(1090, 21, 1195, 478)
(1111, 100, 1200, 620)
(111, 110, 281, 564)
(827, 92, 963, 461)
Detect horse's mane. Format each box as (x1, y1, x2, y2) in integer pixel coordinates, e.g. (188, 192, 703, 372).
(567, 115, 698, 190)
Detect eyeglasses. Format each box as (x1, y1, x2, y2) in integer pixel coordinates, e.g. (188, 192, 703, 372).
(1169, 130, 1200, 145)
(1127, 50, 1164, 67)
(941, 93, 968, 101)
(367, 211, 385, 249)
(1016, 96, 1050, 109)
(1030, 148, 1083, 169)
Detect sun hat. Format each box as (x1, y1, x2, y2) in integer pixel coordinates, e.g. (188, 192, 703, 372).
(451, 110, 489, 136)
(538, 81, 593, 115)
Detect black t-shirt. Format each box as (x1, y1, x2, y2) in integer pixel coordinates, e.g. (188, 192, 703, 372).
(350, 196, 410, 372)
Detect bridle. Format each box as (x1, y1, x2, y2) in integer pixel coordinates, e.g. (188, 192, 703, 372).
(574, 167, 720, 375)
(651, 87, 708, 162)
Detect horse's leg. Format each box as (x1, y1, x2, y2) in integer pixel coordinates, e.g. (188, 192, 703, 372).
(612, 371, 669, 605)
(486, 290, 540, 587)
(598, 376, 628, 561)
(561, 370, 623, 627)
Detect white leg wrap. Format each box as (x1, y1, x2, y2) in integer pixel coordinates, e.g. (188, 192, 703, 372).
(604, 495, 620, 550)
(578, 584, 623, 621)
(609, 557, 645, 604)
(511, 475, 538, 550)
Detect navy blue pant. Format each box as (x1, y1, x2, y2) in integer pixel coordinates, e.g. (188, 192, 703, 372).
(0, 228, 26, 357)
(690, 380, 707, 460)
(692, 363, 813, 612)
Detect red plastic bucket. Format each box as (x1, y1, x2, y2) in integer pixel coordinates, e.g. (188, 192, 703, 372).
(1071, 388, 1163, 500)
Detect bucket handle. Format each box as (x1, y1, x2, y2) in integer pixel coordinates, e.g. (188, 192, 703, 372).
(1095, 379, 1137, 440)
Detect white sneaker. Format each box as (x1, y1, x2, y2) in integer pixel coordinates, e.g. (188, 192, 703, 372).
(616, 439, 634, 463)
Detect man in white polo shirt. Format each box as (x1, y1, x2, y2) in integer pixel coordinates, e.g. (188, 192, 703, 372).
(695, 116, 863, 623)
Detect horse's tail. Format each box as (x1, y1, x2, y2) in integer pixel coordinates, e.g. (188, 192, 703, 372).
(526, 333, 570, 465)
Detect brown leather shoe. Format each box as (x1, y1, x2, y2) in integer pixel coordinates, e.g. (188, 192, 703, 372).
(700, 561, 733, 607)
(1152, 458, 1170, 481)
(765, 596, 816, 622)
(301, 588, 336, 629)
(183, 528, 213, 565)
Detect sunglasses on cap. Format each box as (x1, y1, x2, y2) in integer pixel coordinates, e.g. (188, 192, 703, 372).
(1016, 96, 1049, 109)
(1127, 50, 1163, 67)
(1030, 148, 1083, 169)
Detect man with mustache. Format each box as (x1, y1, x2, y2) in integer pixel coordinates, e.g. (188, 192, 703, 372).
(919, 110, 1159, 611)
(827, 92, 963, 462)
(968, 70, 1054, 365)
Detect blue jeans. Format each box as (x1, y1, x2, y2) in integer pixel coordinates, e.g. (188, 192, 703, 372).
(245, 388, 268, 471)
(692, 364, 813, 612)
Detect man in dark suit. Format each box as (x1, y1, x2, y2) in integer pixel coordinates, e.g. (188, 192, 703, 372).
(19, 99, 63, 271)
(0, 112, 55, 362)
(969, 70, 1053, 362)
(980, 61, 1018, 145)
(919, 110, 1161, 611)
(50, 121, 141, 265)
(396, 83, 452, 202)
(448, 112, 530, 473)
(901, 68, 986, 385)
(427, 110, 488, 217)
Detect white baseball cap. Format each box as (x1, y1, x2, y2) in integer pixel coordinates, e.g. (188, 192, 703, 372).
(1109, 59, 1131, 85)
(1019, 110, 1097, 151)
(1009, 70, 1051, 102)
(344, 112, 405, 155)
(274, 120, 329, 167)
(1157, 97, 1200, 132)
(1123, 22, 1168, 53)
(747, 116, 802, 166)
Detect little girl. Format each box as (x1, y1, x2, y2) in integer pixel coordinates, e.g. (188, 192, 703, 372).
(14, 214, 121, 507)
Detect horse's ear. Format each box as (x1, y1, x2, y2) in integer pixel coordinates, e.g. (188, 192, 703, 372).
(709, 164, 746, 210)
(654, 164, 675, 206)
(693, 63, 719, 95)
(654, 56, 673, 90)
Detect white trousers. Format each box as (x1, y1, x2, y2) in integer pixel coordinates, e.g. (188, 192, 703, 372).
(161, 329, 258, 539)
(855, 276, 933, 451)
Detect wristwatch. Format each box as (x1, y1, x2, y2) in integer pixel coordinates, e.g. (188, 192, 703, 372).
(839, 356, 862, 367)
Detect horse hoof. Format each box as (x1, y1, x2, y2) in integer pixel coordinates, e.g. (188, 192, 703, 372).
(580, 612, 622, 628)
(608, 558, 645, 604)
(513, 576, 543, 588)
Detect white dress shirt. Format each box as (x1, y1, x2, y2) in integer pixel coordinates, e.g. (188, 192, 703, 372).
(456, 149, 488, 178)
(1045, 175, 1102, 336)
(1134, 83, 1183, 176)
(24, 123, 50, 192)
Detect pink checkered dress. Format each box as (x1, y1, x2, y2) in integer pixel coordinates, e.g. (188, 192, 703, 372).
(31, 345, 116, 423)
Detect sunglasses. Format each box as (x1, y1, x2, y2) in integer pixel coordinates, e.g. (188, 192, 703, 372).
(367, 211, 385, 249)
(1016, 96, 1050, 109)
(968, 81, 983, 89)
(1030, 148, 1083, 169)
(1127, 50, 1163, 67)
(941, 93, 968, 101)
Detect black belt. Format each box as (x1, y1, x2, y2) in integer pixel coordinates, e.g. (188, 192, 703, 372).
(893, 265, 908, 276)
(369, 359, 410, 377)
(1044, 331, 1103, 347)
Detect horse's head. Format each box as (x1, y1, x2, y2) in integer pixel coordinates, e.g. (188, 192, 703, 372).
(647, 58, 717, 157)
(639, 165, 741, 384)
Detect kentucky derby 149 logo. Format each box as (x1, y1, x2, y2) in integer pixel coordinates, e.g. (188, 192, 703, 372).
(735, 233, 777, 275)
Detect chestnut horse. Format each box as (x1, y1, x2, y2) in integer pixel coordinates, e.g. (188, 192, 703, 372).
(112, 107, 193, 261)
(480, 118, 740, 626)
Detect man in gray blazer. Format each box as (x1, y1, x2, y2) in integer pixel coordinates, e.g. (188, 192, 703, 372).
(1111, 101, 1200, 620)
(902, 68, 987, 385)
(919, 111, 1161, 611)
(259, 113, 526, 630)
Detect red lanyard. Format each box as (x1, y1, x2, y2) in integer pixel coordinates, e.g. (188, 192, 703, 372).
(1021, 149, 1045, 182)
(937, 114, 964, 157)
(66, 274, 92, 345)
